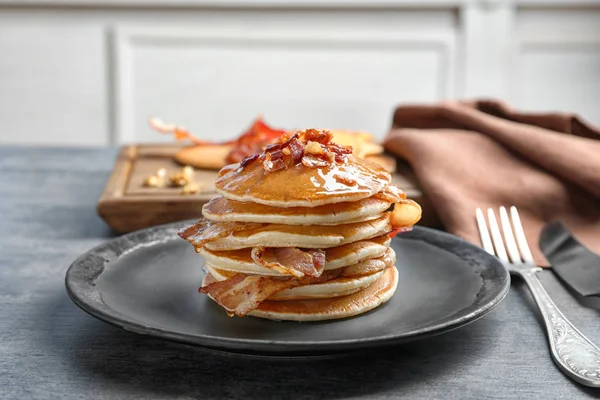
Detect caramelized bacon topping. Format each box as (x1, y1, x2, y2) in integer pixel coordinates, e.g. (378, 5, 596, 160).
(287, 138, 305, 164)
(301, 154, 329, 168)
(201, 269, 342, 317)
(251, 247, 326, 278)
(327, 143, 354, 163)
(239, 152, 261, 168)
(237, 129, 353, 173)
(304, 141, 325, 155)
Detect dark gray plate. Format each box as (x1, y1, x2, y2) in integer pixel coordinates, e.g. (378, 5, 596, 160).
(65, 222, 510, 355)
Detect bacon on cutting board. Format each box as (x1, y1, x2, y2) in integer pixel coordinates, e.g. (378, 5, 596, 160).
(149, 115, 287, 164)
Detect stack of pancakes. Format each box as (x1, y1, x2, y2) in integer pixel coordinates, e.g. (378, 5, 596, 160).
(178, 130, 421, 321)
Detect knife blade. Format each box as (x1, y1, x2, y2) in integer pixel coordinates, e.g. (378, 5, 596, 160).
(539, 221, 600, 298)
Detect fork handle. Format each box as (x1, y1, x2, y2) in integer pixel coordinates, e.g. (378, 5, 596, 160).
(519, 269, 600, 387)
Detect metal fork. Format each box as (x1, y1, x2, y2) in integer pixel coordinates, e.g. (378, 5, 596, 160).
(476, 206, 600, 387)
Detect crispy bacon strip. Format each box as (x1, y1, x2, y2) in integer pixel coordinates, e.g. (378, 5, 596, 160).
(300, 129, 333, 144)
(239, 152, 262, 168)
(178, 219, 263, 250)
(201, 269, 341, 317)
(200, 274, 295, 317)
(250, 247, 326, 278)
(286, 137, 305, 165)
(327, 142, 353, 163)
(388, 226, 413, 239)
(261, 151, 287, 173)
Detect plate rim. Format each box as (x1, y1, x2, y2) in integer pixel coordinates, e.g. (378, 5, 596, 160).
(65, 221, 510, 353)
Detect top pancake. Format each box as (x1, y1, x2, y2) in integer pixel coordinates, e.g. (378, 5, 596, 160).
(215, 155, 391, 208)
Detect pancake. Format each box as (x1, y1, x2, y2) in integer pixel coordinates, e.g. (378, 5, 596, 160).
(202, 195, 392, 225)
(215, 154, 391, 208)
(206, 259, 388, 301)
(199, 235, 391, 276)
(178, 129, 419, 321)
(249, 267, 398, 321)
(329, 130, 383, 159)
(359, 141, 384, 157)
(174, 144, 233, 170)
(203, 214, 391, 251)
(365, 154, 397, 174)
(329, 130, 374, 145)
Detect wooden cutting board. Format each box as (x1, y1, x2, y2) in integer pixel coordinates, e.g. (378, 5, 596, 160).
(97, 144, 440, 233)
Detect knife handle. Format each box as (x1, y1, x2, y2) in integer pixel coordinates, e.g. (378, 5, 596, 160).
(520, 269, 600, 387)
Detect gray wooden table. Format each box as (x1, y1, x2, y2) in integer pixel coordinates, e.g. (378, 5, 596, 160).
(1, 147, 599, 400)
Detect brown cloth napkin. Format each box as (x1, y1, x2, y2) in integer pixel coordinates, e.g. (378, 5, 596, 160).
(383, 99, 600, 266)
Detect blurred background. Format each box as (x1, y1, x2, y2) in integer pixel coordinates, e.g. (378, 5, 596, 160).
(0, 0, 599, 146)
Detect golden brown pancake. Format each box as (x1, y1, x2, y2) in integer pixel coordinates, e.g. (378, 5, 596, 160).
(365, 154, 397, 174)
(359, 141, 384, 157)
(202, 266, 399, 321)
(174, 144, 233, 170)
(329, 130, 383, 159)
(215, 155, 391, 207)
(202, 195, 392, 225)
(199, 235, 391, 276)
(203, 213, 391, 251)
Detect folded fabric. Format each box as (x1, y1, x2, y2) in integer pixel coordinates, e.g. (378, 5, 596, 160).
(383, 99, 600, 266)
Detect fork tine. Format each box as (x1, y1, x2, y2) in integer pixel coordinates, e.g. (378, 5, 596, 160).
(487, 208, 509, 263)
(499, 206, 522, 263)
(476, 208, 495, 255)
(510, 206, 535, 264)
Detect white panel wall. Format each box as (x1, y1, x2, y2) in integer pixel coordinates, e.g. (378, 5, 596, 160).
(119, 24, 455, 143)
(0, 0, 598, 146)
(0, 15, 108, 145)
(511, 8, 600, 124)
